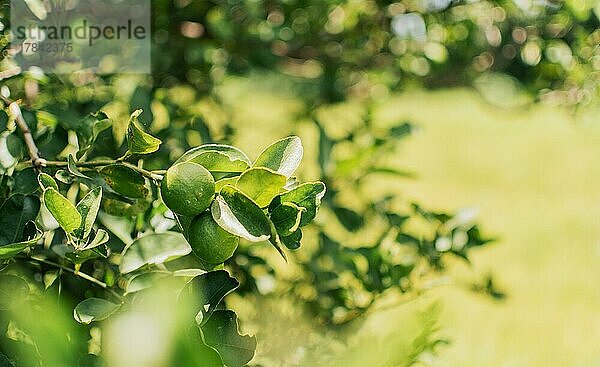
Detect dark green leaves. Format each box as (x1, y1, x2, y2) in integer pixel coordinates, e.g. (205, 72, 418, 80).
(126, 109, 162, 155)
(0, 195, 40, 247)
(73, 298, 120, 324)
(120, 232, 191, 273)
(178, 270, 239, 324)
(253, 136, 303, 177)
(211, 186, 272, 243)
(38, 173, 58, 191)
(201, 310, 257, 367)
(100, 165, 148, 199)
(275, 182, 326, 226)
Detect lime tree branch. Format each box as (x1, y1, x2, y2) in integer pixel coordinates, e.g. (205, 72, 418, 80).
(1, 95, 45, 167)
(29, 256, 124, 301)
(27, 159, 163, 181)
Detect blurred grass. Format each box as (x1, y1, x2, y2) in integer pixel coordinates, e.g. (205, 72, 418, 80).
(375, 89, 600, 366)
(220, 77, 600, 366)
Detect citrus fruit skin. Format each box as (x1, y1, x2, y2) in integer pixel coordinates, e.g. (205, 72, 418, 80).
(161, 162, 215, 217)
(188, 212, 239, 264)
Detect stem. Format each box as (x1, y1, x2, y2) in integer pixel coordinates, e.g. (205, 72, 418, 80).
(2, 96, 45, 168)
(36, 160, 163, 181)
(30, 256, 124, 301)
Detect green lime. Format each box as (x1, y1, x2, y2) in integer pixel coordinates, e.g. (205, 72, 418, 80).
(188, 212, 239, 264)
(161, 162, 215, 216)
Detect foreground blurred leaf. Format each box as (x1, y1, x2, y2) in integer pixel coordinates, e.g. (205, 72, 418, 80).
(74, 298, 121, 324)
(126, 109, 162, 155)
(201, 310, 257, 367)
(120, 232, 191, 273)
(253, 136, 303, 178)
(0, 275, 29, 310)
(0, 352, 15, 367)
(43, 188, 81, 234)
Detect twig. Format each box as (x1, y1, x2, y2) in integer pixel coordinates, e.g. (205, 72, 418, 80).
(2, 96, 46, 168)
(30, 256, 124, 301)
(29, 159, 163, 181)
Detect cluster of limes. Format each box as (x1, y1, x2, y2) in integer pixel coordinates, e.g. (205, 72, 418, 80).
(160, 161, 238, 265)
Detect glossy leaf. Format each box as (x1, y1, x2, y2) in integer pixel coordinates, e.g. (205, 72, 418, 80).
(43, 188, 82, 234)
(80, 229, 109, 251)
(126, 109, 162, 155)
(120, 232, 191, 273)
(270, 202, 304, 237)
(75, 187, 103, 239)
(236, 167, 286, 207)
(211, 186, 271, 243)
(100, 165, 148, 199)
(273, 181, 326, 227)
(73, 298, 120, 324)
(38, 172, 58, 191)
(175, 144, 251, 175)
(67, 155, 91, 179)
(253, 136, 303, 177)
(201, 310, 257, 367)
(280, 229, 302, 250)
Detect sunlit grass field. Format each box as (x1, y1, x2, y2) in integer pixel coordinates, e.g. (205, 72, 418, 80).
(220, 78, 600, 366)
(377, 90, 600, 366)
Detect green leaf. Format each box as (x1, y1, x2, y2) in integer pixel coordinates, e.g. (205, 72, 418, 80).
(38, 172, 58, 191)
(43, 188, 82, 234)
(178, 270, 239, 324)
(120, 232, 191, 273)
(201, 310, 257, 367)
(235, 167, 286, 207)
(80, 229, 109, 251)
(73, 298, 120, 324)
(0, 275, 29, 311)
(68, 155, 91, 179)
(176, 144, 251, 174)
(126, 109, 162, 155)
(332, 206, 364, 232)
(253, 136, 303, 177)
(214, 177, 238, 193)
(0, 221, 42, 260)
(12, 168, 39, 195)
(100, 165, 149, 199)
(273, 182, 326, 226)
(280, 229, 302, 250)
(270, 202, 304, 237)
(0, 195, 40, 246)
(211, 186, 272, 243)
(75, 187, 102, 239)
(125, 272, 170, 294)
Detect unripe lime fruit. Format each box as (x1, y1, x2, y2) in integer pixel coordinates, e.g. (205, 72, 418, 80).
(161, 162, 215, 216)
(188, 212, 239, 264)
